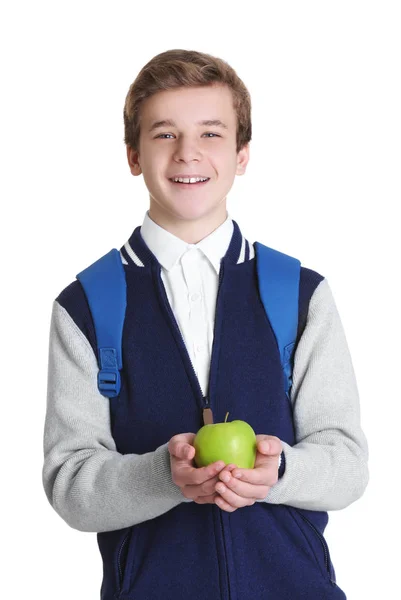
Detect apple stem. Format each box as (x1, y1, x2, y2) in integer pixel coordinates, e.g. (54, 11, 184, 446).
(224, 412, 229, 423)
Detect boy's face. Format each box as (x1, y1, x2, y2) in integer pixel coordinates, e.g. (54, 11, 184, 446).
(126, 84, 249, 237)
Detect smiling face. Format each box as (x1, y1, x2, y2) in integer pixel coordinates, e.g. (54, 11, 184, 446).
(126, 83, 250, 242)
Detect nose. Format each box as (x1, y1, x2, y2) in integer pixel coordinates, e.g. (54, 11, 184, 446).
(173, 137, 202, 163)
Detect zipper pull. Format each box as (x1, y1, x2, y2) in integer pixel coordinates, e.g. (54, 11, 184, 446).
(203, 408, 213, 425)
(203, 396, 214, 425)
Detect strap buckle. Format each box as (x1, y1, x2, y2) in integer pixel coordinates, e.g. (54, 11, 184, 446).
(98, 348, 121, 398)
(98, 369, 121, 398)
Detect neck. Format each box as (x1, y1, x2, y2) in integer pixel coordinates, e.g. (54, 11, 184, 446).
(147, 202, 228, 244)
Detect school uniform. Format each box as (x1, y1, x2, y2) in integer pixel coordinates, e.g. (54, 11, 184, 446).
(42, 210, 369, 599)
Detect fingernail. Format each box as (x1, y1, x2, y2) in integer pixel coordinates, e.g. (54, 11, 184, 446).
(234, 472, 242, 479)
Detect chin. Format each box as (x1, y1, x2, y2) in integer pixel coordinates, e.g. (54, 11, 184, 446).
(163, 198, 219, 218)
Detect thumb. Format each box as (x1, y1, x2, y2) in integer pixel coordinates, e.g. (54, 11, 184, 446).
(257, 437, 282, 456)
(168, 433, 196, 459)
(178, 443, 195, 460)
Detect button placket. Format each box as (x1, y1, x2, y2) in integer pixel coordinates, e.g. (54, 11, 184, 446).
(180, 248, 209, 364)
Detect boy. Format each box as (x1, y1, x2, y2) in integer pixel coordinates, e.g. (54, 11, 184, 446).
(42, 49, 369, 599)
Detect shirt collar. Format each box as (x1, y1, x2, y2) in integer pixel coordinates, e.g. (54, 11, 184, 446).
(139, 210, 234, 275)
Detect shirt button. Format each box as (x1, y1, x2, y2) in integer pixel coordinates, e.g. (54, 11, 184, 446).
(191, 292, 200, 302)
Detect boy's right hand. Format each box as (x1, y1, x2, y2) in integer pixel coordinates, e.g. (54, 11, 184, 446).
(168, 433, 231, 505)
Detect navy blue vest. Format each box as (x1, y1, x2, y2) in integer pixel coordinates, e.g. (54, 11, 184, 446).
(57, 220, 347, 599)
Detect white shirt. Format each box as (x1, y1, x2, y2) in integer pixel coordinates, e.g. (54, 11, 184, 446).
(140, 209, 246, 397)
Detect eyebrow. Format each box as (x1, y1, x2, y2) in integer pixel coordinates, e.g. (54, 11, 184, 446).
(148, 119, 228, 133)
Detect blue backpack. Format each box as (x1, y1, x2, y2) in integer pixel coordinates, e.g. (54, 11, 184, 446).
(76, 243, 301, 404)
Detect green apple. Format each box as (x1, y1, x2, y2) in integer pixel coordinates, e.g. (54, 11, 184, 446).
(193, 412, 257, 469)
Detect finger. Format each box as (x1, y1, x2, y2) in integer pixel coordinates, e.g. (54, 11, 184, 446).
(254, 450, 281, 476)
(215, 464, 237, 480)
(215, 483, 253, 511)
(184, 474, 219, 499)
(179, 460, 226, 488)
(185, 466, 232, 498)
(168, 434, 196, 458)
(170, 443, 195, 461)
(215, 495, 238, 512)
(194, 493, 218, 504)
(216, 473, 269, 500)
(230, 465, 278, 487)
(220, 464, 238, 473)
(197, 461, 226, 483)
(256, 436, 282, 457)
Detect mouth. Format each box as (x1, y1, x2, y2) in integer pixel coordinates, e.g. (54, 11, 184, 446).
(168, 177, 210, 188)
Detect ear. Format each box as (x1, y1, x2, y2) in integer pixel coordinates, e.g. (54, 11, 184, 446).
(126, 145, 142, 176)
(236, 142, 250, 176)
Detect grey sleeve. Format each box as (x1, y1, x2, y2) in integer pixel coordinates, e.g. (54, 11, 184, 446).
(42, 301, 190, 534)
(263, 278, 369, 511)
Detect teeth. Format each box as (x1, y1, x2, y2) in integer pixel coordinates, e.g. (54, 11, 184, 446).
(172, 177, 209, 183)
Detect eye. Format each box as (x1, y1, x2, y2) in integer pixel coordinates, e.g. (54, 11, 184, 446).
(155, 132, 221, 139)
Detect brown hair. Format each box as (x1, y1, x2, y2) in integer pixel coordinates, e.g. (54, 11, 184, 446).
(123, 49, 252, 154)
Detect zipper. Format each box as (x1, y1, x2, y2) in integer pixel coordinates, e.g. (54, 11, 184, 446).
(117, 530, 131, 589)
(297, 512, 336, 584)
(219, 513, 232, 600)
(156, 261, 232, 599)
(210, 260, 225, 421)
(155, 260, 225, 416)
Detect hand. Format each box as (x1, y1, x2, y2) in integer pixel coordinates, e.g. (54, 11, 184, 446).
(214, 435, 283, 513)
(168, 433, 228, 505)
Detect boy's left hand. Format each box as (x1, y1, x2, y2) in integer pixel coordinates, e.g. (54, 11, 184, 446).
(214, 435, 282, 513)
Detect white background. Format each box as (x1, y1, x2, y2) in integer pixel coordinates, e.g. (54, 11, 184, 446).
(2, 1, 399, 598)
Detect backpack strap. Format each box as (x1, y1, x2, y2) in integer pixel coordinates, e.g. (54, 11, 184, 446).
(76, 249, 127, 398)
(254, 242, 301, 401)
(75, 243, 300, 402)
